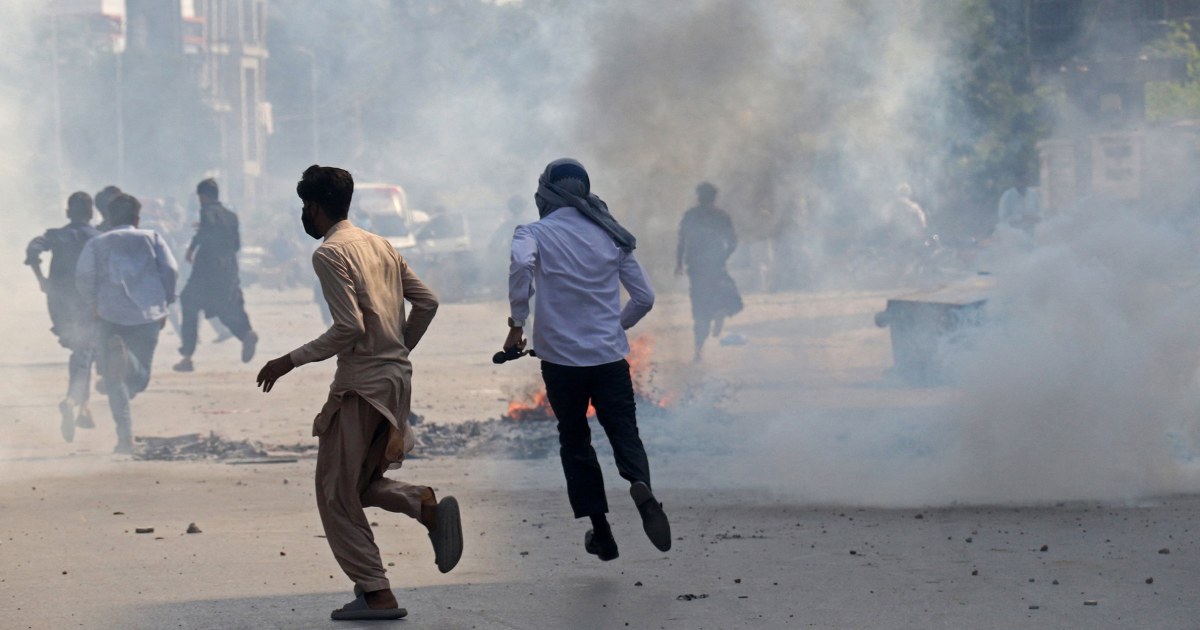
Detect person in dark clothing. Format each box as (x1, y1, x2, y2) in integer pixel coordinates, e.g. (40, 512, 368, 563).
(94, 185, 122, 232)
(675, 182, 743, 362)
(26, 191, 102, 442)
(484, 196, 528, 296)
(173, 178, 257, 372)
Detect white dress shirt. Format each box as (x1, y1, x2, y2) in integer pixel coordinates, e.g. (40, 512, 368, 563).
(509, 206, 654, 367)
(76, 225, 178, 326)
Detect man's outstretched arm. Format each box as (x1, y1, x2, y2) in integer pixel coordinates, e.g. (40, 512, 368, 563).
(258, 249, 362, 392)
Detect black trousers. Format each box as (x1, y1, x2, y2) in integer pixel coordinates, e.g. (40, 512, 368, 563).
(178, 288, 252, 357)
(541, 359, 651, 518)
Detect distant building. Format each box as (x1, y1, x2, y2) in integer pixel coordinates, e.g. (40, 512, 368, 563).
(1026, 0, 1200, 215)
(44, 0, 270, 211)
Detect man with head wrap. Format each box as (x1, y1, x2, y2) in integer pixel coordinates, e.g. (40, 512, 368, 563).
(26, 191, 101, 442)
(504, 158, 670, 562)
(675, 182, 743, 362)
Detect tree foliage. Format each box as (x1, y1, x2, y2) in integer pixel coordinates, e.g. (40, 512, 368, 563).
(1143, 22, 1200, 121)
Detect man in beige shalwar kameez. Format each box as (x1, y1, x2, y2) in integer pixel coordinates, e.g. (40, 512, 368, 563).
(256, 165, 463, 621)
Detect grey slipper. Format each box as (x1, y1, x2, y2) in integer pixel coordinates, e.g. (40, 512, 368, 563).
(429, 496, 463, 573)
(330, 594, 407, 621)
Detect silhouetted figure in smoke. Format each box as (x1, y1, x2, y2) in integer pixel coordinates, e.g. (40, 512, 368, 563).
(484, 195, 528, 296)
(25, 191, 101, 442)
(94, 185, 122, 232)
(489, 196, 526, 259)
(675, 182, 743, 362)
(76, 194, 178, 454)
(256, 165, 461, 620)
(996, 180, 1040, 239)
(504, 158, 669, 562)
(880, 182, 930, 260)
(173, 179, 257, 372)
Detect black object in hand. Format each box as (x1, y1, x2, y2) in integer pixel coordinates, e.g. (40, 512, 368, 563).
(493, 347, 536, 364)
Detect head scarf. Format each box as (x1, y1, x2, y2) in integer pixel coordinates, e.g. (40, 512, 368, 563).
(536, 158, 636, 251)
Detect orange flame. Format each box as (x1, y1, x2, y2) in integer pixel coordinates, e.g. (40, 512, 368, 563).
(504, 335, 673, 421)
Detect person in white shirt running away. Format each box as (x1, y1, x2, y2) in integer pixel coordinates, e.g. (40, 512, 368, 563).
(503, 158, 670, 561)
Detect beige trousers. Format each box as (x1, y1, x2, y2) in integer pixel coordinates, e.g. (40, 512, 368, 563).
(315, 393, 425, 592)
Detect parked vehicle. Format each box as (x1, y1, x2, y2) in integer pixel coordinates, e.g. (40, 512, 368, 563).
(354, 183, 478, 300)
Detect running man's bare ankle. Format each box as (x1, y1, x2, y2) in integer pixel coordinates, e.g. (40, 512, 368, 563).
(364, 588, 398, 609)
(420, 486, 438, 532)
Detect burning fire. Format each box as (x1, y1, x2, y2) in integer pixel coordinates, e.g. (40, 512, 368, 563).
(505, 388, 557, 422)
(504, 335, 672, 421)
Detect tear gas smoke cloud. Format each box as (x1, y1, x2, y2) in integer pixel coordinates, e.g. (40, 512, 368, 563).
(724, 205, 1200, 506)
(0, 0, 61, 475)
(576, 1, 953, 281)
(2, 1, 1199, 507)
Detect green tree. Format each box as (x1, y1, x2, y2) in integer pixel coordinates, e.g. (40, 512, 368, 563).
(1143, 22, 1200, 121)
(933, 0, 1050, 237)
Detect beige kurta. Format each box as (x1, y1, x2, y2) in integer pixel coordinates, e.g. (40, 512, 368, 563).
(289, 220, 438, 464)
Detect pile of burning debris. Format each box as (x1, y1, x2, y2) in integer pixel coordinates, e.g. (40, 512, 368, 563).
(135, 337, 727, 463)
(412, 336, 724, 459)
(503, 336, 676, 421)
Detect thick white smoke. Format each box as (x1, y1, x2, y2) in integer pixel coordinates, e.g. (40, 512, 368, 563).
(5, 1, 1199, 508)
(726, 204, 1200, 506)
(0, 1, 63, 475)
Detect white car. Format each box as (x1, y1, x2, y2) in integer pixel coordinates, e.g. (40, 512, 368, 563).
(353, 183, 426, 251)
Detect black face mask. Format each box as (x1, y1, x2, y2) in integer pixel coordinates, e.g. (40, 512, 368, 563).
(301, 207, 322, 240)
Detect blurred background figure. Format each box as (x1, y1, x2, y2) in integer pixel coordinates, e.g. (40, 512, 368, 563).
(76, 194, 178, 454)
(675, 182, 743, 362)
(94, 185, 123, 233)
(882, 182, 931, 258)
(485, 195, 528, 297)
(25, 191, 101, 442)
(996, 178, 1041, 239)
(173, 179, 258, 372)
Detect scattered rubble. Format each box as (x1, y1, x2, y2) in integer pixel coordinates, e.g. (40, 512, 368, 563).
(676, 594, 709, 601)
(410, 419, 559, 460)
(132, 382, 727, 462)
(134, 528, 154, 534)
(186, 523, 202, 534)
(133, 432, 286, 462)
